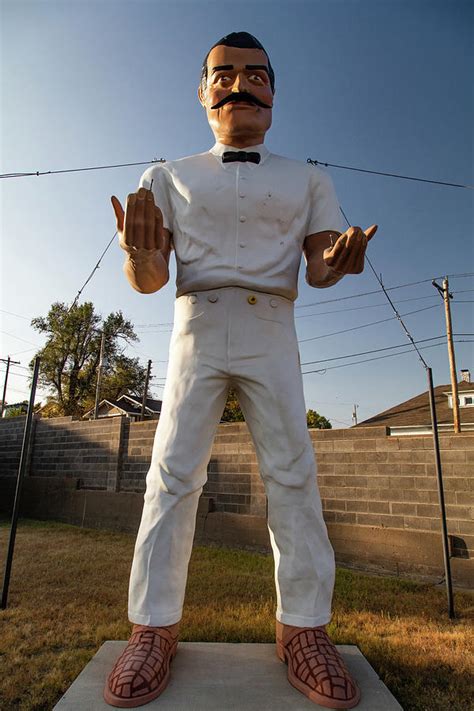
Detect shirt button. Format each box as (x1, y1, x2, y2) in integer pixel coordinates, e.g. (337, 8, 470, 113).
(270, 299, 278, 308)
(239, 192, 246, 198)
(239, 242, 246, 248)
(207, 294, 218, 303)
(189, 295, 197, 304)
(239, 216, 246, 222)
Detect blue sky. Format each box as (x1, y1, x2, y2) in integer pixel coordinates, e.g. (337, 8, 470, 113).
(1, 0, 473, 427)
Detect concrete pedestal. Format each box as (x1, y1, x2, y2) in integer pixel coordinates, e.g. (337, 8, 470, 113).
(53, 642, 403, 710)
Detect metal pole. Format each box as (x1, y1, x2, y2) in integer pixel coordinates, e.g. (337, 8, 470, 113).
(443, 277, 461, 433)
(427, 366, 455, 619)
(140, 360, 152, 421)
(1, 356, 11, 418)
(1, 357, 20, 418)
(94, 331, 106, 420)
(352, 404, 358, 426)
(1, 356, 40, 609)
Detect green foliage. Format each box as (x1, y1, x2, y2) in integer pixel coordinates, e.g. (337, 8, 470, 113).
(3, 402, 28, 418)
(220, 395, 332, 429)
(29, 302, 146, 418)
(306, 408, 332, 429)
(221, 387, 245, 422)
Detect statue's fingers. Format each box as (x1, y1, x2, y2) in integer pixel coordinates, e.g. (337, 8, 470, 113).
(143, 191, 156, 250)
(124, 193, 138, 248)
(154, 207, 164, 250)
(364, 224, 378, 241)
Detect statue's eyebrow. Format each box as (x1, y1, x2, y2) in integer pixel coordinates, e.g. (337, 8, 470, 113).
(211, 64, 269, 74)
(245, 65, 269, 74)
(211, 65, 234, 73)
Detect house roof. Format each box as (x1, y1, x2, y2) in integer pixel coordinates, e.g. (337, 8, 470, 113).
(82, 394, 162, 419)
(357, 380, 474, 428)
(118, 394, 162, 412)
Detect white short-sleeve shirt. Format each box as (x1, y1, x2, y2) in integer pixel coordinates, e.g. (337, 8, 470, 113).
(139, 142, 342, 301)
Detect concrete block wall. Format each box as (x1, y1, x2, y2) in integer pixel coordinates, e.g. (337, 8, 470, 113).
(309, 427, 474, 559)
(120, 419, 158, 492)
(206, 424, 266, 517)
(0, 416, 25, 477)
(0, 415, 472, 585)
(29, 415, 122, 491)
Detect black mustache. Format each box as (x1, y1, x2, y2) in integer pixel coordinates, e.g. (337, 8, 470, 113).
(211, 91, 272, 110)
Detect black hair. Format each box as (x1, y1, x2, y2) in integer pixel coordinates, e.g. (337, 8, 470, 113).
(200, 31, 275, 94)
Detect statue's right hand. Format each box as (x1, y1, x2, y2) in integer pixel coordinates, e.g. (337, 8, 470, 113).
(111, 187, 164, 253)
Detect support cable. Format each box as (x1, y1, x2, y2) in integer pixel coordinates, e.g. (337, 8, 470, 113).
(307, 158, 473, 190)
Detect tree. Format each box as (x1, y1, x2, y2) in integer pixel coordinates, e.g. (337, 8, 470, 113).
(221, 387, 245, 422)
(3, 401, 28, 418)
(29, 302, 147, 418)
(306, 408, 332, 429)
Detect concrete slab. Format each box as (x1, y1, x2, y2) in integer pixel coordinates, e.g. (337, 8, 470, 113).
(53, 642, 403, 710)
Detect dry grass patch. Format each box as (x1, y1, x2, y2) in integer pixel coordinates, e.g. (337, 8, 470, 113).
(0, 519, 472, 711)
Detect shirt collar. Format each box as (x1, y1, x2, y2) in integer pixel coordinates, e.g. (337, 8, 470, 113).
(210, 141, 270, 168)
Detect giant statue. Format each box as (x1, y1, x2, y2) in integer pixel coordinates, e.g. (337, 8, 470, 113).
(106, 31, 376, 709)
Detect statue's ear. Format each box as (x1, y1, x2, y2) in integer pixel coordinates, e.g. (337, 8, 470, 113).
(197, 84, 206, 108)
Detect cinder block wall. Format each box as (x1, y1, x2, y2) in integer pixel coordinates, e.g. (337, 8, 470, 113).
(29, 416, 123, 491)
(0, 415, 472, 585)
(310, 427, 473, 543)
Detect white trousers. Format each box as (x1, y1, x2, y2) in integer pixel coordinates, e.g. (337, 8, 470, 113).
(128, 286, 335, 628)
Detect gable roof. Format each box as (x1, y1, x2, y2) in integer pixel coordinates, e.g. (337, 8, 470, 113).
(82, 395, 162, 419)
(357, 380, 474, 428)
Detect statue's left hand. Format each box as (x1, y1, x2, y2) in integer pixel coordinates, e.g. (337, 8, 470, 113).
(323, 224, 378, 275)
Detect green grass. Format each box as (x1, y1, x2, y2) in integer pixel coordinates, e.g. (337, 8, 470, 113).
(0, 518, 472, 710)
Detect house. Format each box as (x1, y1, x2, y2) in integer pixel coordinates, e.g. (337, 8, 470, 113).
(1, 401, 29, 418)
(82, 394, 162, 421)
(357, 369, 474, 435)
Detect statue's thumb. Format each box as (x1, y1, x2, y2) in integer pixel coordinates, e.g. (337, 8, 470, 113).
(111, 196, 124, 232)
(364, 224, 378, 241)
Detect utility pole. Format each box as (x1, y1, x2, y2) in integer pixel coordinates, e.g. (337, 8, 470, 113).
(140, 360, 152, 421)
(1, 356, 21, 418)
(432, 278, 461, 433)
(352, 404, 359, 426)
(94, 331, 106, 420)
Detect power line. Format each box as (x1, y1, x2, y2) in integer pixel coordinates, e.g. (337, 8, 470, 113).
(0, 330, 40, 347)
(307, 158, 473, 190)
(0, 309, 30, 321)
(298, 304, 441, 344)
(300, 335, 446, 366)
(295, 293, 440, 319)
(296, 273, 474, 309)
(301, 340, 450, 375)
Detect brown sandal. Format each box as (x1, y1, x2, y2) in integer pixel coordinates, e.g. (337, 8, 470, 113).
(276, 621, 361, 709)
(104, 623, 179, 708)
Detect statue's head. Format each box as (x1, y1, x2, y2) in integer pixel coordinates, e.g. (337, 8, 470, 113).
(198, 31, 275, 147)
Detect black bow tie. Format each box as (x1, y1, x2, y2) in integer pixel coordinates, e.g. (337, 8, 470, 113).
(222, 151, 261, 165)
